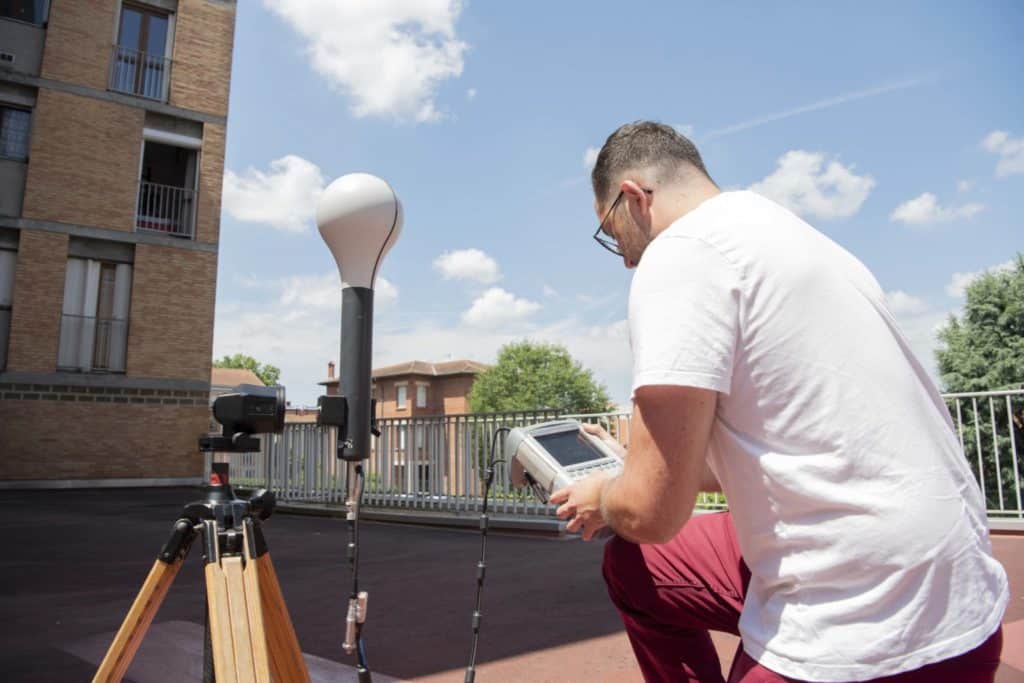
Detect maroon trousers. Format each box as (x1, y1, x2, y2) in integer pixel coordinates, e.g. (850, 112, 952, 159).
(602, 511, 1003, 683)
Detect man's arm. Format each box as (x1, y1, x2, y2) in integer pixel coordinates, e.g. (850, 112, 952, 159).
(600, 385, 718, 543)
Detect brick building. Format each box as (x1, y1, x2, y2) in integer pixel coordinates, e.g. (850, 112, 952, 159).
(0, 0, 236, 485)
(318, 359, 490, 418)
(319, 359, 490, 493)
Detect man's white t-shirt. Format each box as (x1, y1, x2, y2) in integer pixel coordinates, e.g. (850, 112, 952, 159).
(628, 190, 1008, 681)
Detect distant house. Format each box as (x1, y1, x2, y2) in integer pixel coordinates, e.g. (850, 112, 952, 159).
(318, 359, 490, 418)
(209, 367, 264, 434)
(210, 367, 265, 397)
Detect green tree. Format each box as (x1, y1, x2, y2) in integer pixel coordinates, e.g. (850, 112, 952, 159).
(936, 254, 1024, 393)
(213, 353, 281, 386)
(935, 254, 1024, 514)
(468, 341, 612, 414)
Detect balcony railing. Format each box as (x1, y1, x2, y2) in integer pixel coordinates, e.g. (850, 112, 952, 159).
(136, 181, 195, 239)
(57, 314, 128, 373)
(229, 393, 1024, 526)
(108, 44, 172, 102)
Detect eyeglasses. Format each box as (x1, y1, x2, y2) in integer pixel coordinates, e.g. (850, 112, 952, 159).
(592, 188, 653, 256)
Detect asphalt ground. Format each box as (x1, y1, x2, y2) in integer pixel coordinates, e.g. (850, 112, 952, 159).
(0, 487, 623, 681)
(1, 487, 1020, 682)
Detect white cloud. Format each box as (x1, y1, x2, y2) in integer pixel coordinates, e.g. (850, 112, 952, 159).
(885, 290, 927, 315)
(981, 130, 1024, 178)
(945, 260, 1016, 298)
(889, 192, 984, 226)
(466, 88, 477, 100)
(891, 309, 948, 382)
(222, 155, 325, 233)
(749, 150, 875, 220)
(279, 271, 398, 310)
(542, 284, 559, 298)
(265, 0, 468, 123)
(956, 179, 973, 193)
(433, 248, 501, 283)
(583, 146, 600, 171)
(461, 288, 541, 328)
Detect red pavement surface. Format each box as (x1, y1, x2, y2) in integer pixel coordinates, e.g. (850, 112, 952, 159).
(412, 537, 1024, 683)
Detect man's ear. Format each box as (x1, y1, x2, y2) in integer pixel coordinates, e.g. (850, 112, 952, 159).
(620, 180, 652, 218)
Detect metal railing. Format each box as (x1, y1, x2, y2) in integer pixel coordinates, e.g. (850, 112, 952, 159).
(944, 389, 1024, 519)
(56, 313, 128, 372)
(229, 409, 727, 517)
(108, 44, 171, 101)
(136, 181, 195, 239)
(225, 390, 1024, 524)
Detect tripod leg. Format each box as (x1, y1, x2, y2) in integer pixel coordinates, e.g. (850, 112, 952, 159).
(242, 521, 271, 683)
(204, 521, 239, 683)
(255, 552, 310, 683)
(223, 557, 258, 680)
(93, 519, 194, 683)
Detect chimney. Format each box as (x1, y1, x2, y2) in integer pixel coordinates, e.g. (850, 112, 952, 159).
(328, 361, 336, 379)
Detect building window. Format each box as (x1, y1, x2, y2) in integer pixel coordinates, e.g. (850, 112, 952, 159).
(0, 248, 15, 371)
(416, 384, 427, 408)
(396, 384, 407, 409)
(110, 4, 172, 101)
(57, 257, 132, 373)
(136, 140, 197, 239)
(0, 107, 31, 161)
(416, 464, 431, 494)
(0, 0, 49, 25)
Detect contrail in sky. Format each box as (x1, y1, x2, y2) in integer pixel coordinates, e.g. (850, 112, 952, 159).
(701, 75, 938, 141)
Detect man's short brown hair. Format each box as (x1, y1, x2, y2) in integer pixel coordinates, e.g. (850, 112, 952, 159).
(591, 121, 713, 204)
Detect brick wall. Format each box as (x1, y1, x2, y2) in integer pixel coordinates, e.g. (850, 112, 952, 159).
(0, 389, 208, 480)
(440, 375, 475, 415)
(127, 245, 215, 381)
(39, 0, 117, 91)
(22, 89, 142, 231)
(169, 0, 236, 117)
(195, 123, 225, 244)
(5, 230, 68, 372)
(374, 374, 477, 417)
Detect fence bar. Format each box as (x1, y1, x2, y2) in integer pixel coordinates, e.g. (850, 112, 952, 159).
(972, 397, 987, 503)
(230, 391, 1022, 521)
(1007, 395, 1022, 518)
(990, 398, 1005, 512)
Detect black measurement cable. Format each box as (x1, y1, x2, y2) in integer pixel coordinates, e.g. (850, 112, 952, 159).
(465, 426, 511, 683)
(348, 463, 371, 680)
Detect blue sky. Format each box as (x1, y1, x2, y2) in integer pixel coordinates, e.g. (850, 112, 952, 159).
(213, 1, 1024, 407)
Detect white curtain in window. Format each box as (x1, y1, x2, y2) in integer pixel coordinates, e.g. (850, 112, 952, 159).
(106, 263, 132, 372)
(0, 249, 14, 371)
(58, 258, 100, 371)
(0, 249, 15, 307)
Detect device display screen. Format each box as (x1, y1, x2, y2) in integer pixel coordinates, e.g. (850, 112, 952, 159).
(534, 430, 604, 467)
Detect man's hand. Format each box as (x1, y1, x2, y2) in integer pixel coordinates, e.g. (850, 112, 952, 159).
(581, 422, 627, 459)
(550, 471, 615, 541)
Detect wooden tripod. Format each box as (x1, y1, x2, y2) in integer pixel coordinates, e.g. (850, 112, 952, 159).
(93, 474, 310, 683)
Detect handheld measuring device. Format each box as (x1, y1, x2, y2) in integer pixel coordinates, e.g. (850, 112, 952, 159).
(507, 419, 623, 502)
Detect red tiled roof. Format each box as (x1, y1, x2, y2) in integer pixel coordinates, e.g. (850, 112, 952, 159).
(319, 359, 490, 385)
(211, 367, 265, 388)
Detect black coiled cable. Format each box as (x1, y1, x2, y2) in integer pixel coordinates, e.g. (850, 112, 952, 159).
(465, 426, 510, 683)
(349, 463, 371, 681)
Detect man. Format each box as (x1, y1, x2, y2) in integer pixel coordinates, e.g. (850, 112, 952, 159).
(550, 121, 1008, 682)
